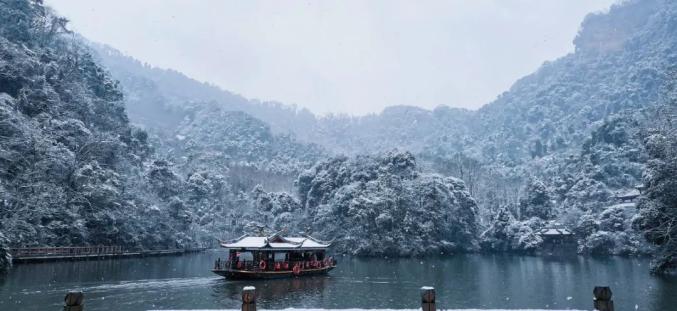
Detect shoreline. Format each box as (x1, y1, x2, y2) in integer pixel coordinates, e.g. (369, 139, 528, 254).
(10, 247, 209, 264)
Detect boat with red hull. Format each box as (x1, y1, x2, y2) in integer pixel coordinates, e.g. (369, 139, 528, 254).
(212, 233, 336, 279)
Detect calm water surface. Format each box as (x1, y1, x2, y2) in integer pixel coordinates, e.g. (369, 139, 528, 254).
(0, 250, 675, 310)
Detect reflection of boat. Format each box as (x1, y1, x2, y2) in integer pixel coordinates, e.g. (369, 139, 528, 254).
(212, 275, 331, 307)
(212, 233, 336, 279)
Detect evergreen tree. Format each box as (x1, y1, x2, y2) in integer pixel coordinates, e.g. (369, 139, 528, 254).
(519, 179, 554, 220)
(0, 232, 11, 272)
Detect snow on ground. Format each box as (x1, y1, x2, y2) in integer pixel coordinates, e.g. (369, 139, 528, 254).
(151, 310, 585, 311)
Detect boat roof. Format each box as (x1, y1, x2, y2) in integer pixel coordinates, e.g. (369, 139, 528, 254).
(221, 233, 331, 250)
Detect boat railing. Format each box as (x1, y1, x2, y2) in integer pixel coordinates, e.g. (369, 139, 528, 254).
(213, 258, 337, 271)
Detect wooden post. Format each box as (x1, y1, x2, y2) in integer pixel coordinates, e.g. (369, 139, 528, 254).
(593, 286, 614, 311)
(64, 291, 84, 311)
(242, 286, 256, 311)
(421, 286, 435, 311)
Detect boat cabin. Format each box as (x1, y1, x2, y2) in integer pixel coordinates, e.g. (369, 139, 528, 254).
(212, 233, 336, 279)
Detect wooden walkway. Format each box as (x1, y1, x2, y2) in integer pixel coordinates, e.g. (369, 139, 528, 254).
(10, 246, 206, 263)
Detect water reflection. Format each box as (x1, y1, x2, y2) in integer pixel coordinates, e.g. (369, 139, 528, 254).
(212, 275, 330, 308)
(0, 252, 676, 311)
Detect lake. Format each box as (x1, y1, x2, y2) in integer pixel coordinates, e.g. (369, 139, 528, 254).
(0, 250, 675, 310)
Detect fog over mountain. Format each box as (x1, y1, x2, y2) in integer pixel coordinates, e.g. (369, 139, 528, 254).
(1, 0, 676, 274)
(46, 0, 615, 115)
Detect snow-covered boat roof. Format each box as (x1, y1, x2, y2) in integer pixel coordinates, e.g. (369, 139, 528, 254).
(221, 234, 331, 250)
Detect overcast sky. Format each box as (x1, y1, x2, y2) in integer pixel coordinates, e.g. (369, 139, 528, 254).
(46, 0, 616, 116)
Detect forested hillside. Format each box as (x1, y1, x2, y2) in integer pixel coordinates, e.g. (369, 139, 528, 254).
(2, 0, 676, 273)
(635, 94, 677, 272)
(86, 0, 677, 268)
(93, 0, 675, 195)
(0, 1, 191, 250)
(0, 1, 257, 263)
(92, 44, 326, 194)
(302, 151, 479, 255)
(243, 151, 480, 256)
(93, 0, 675, 164)
(91, 43, 319, 140)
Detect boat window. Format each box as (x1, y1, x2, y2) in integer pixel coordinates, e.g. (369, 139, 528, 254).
(289, 252, 302, 261)
(237, 251, 253, 261)
(274, 252, 287, 262)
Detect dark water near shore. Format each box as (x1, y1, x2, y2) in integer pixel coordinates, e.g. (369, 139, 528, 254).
(0, 250, 676, 310)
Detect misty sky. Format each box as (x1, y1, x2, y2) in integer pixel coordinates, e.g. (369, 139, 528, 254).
(46, 0, 616, 116)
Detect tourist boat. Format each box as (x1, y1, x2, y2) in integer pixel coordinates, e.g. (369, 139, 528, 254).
(212, 233, 336, 279)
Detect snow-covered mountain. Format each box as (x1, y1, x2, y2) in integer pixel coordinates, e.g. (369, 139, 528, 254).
(2, 0, 676, 272)
(89, 0, 676, 256)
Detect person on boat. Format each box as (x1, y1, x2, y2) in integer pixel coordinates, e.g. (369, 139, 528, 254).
(231, 252, 240, 269)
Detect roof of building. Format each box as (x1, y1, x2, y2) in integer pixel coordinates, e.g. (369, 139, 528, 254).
(538, 228, 573, 236)
(616, 189, 640, 199)
(537, 223, 573, 236)
(221, 233, 331, 250)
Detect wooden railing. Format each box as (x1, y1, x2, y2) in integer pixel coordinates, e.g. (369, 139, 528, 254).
(62, 285, 617, 311)
(214, 258, 337, 271)
(241, 285, 614, 311)
(11, 246, 124, 258)
(10, 246, 208, 262)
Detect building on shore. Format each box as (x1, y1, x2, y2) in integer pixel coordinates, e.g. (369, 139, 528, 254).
(614, 185, 646, 203)
(536, 223, 576, 255)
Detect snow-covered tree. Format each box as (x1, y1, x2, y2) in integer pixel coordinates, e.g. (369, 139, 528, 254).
(636, 112, 677, 272)
(480, 207, 517, 251)
(297, 151, 480, 256)
(0, 232, 11, 272)
(519, 179, 554, 220)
